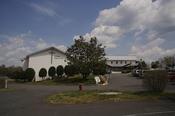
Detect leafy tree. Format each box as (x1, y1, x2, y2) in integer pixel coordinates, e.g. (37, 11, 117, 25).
(138, 59, 148, 69)
(64, 65, 71, 77)
(48, 66, 56, 79)
(66, 36, 106, 79)
(64, 65, 77, 77)
(0, 65, 7, 76)
(80, 64, 91, 79)
(151, 61, 159, 69)
(39, 68, 47, 80)
(56, 65, 64, 78)
(162, 56, 175, 69)
(25, 68, 35, 82)
(93, 61, 107, 75)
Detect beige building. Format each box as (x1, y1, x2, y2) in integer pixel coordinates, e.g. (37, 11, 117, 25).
(106, 56, 138, 71)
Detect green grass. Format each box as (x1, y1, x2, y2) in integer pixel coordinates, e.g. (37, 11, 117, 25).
(47, 91, 175, 104)
(32, 75, 95, 86)
(0, 88, 15, 92)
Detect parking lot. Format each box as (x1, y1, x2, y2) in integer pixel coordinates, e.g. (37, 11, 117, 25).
(1, 73, 175, 116)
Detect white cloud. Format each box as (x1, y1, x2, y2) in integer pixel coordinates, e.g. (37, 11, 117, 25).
(55, 45, 67, 52)
(131, 38, 175, 62)
(30, 3, 57, 16)
(80, 0, 175, 61)
(0, 33, 66, 66)
(75, 25, 123, 48)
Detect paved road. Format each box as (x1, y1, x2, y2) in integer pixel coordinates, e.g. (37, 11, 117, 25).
(1, 73, 175, 116)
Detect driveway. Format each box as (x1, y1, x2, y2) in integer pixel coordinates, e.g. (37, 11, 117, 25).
(1, 73, 175, 116)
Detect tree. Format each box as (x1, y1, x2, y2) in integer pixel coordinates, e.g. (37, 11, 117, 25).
(48, 66, 56, 79)
(25, 68, 35, 82)
(151, 61, 159, 69)
(93, 61, 107, 75)
(64, 65, 77, 77)
(0, 65, 7, 76)
(66, 36, 106, 79)
(161, 56, 175, 69)
(56, 65, 64, 78)
(137, 59, 148, 69)
(39, 68, 47, 80)
(80, 64, 91, 79)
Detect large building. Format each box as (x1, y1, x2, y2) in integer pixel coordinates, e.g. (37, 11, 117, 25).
(23, 47, 138, 81)
(106, 56, 138, 71)
(23, 47, 67, 81)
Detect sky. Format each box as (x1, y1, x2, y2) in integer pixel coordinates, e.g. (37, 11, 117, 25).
(0, 0, 175, 66)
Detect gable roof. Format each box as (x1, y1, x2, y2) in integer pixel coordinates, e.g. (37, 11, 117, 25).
(105, 55, 137, 61)
(26, 46, 65, 58)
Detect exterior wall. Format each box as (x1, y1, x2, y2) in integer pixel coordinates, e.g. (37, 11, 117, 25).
(106, 60, 137, 67)
(22, 57, 29, 70)
(28, 50, 67, 81)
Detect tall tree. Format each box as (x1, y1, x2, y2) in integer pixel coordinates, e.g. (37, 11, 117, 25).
(66, 36, 106, 79)
(162, 56, 175, 68)
(151, 61, 159, 69)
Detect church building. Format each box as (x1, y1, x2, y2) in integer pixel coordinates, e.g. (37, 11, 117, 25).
(23, 47, 67, 81)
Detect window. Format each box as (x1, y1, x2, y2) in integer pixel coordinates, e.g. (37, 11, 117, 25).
(116, 61, 118, 64)
(120, 60, 123, 64)
(111, 61, 113, 64)
(54, 55, 61, 59)
(125, 61, 127, 64)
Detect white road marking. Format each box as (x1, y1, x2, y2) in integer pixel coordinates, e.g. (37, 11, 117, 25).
(123, 111, 175, 116)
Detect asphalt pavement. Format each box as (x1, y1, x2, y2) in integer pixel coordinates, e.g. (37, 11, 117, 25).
(1, 73, 175, 116)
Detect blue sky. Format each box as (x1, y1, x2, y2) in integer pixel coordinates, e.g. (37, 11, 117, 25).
(0, 0, 175, 66)
(0, 0, 120, 46)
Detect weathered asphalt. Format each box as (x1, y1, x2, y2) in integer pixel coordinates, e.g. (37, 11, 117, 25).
(1, 73, 175, 116)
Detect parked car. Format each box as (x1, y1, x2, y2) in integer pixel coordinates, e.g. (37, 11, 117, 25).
(132, 69, 144, 78)
(168, 71, 175, 82)
(106, 69, 111, 74)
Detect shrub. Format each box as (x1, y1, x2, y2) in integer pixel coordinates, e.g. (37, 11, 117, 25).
(39, 68, 47, 80)
(25, 68, 35, 82)
(143, 70, 168, 92)
(64, 65, 72, 77)
(13, 70, 26, 81)
(48, 66, 56, 79)
(0, 67, 8, 76)
(0, 78, 6, 88)
(56, 65, 64, 78)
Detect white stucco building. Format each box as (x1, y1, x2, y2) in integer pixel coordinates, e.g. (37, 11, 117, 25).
(23, 47, 67, 81)
(106, 56, 138, 71)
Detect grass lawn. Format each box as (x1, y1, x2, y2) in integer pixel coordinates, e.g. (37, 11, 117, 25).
(32, 74, 95, 86)
(47, 91, 175, 104)
(0, 88, 15, 92)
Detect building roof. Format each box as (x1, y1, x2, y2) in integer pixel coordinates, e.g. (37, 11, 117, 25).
(105, 55, 137, 61)
(26, 46, 65, 58)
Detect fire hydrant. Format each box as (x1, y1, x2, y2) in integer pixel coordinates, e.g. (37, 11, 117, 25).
(79, 84, 83, 91)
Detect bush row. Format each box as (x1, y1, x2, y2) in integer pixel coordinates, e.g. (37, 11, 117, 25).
(39, 65, 86, 80)
(38, 64, 107, 80)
